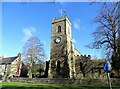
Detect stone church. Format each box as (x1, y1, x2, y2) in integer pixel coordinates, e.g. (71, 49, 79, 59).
(48, 16, 95, 78)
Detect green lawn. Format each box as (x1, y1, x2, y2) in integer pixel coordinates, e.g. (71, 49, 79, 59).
(1, 82, 120, 89)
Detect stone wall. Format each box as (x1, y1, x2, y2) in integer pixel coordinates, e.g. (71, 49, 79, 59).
(10, 78, 120, 85)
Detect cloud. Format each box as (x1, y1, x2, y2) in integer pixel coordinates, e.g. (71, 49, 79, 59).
(72, 38, 76, 44)
(73, 19, 85, 30)
(22, 26, 36, 42)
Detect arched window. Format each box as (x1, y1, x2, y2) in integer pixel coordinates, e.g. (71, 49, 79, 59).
(56, 60, 60, 74)
(58, 25, 61, 33)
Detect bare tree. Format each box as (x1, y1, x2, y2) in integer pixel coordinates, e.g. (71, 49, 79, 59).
(88, 2, 120, 76)
(22, 36, 45, 78)
(88, 3, 119, 57)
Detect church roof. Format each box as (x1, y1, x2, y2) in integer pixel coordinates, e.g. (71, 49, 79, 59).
(0, 56, 18, 65)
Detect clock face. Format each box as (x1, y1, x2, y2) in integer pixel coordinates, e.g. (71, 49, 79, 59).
(55, 37, 61, 44)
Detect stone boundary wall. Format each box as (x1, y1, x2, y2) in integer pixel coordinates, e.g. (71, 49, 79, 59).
(10, 78, 120, 85)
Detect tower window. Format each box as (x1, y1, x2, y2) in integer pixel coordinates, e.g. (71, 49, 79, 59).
(56, 60, 60, 75)
(58, 25, 61, 33)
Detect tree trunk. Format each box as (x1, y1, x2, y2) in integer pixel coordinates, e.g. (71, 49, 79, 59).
(28, 67, 32, 78)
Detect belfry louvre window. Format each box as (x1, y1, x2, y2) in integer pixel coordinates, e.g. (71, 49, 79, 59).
(58, 25, 61, 33)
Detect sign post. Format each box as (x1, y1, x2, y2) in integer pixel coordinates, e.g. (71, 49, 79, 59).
(103, 61, 112, 89)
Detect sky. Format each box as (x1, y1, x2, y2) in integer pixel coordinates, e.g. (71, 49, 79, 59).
(1, 2, 105, 60)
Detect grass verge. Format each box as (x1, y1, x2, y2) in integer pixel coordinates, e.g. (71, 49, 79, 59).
(1, 82, 120, 89)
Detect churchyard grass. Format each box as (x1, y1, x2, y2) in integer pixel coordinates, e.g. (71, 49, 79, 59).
(1, 82, 120, 89)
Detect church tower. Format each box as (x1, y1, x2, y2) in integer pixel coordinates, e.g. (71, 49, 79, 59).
(49, 16, 75, 78)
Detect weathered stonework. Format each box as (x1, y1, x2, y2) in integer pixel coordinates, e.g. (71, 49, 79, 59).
(49, 16, 72, 78)
(49, 16, 106, 79)
(10, 77, 120, 85)
(49, 16, 84, 78)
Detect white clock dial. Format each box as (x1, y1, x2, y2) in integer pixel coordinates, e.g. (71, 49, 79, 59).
(55, 37, 61, 44)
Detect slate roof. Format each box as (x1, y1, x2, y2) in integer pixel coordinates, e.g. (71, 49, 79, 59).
(0, 56, 18, 65)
